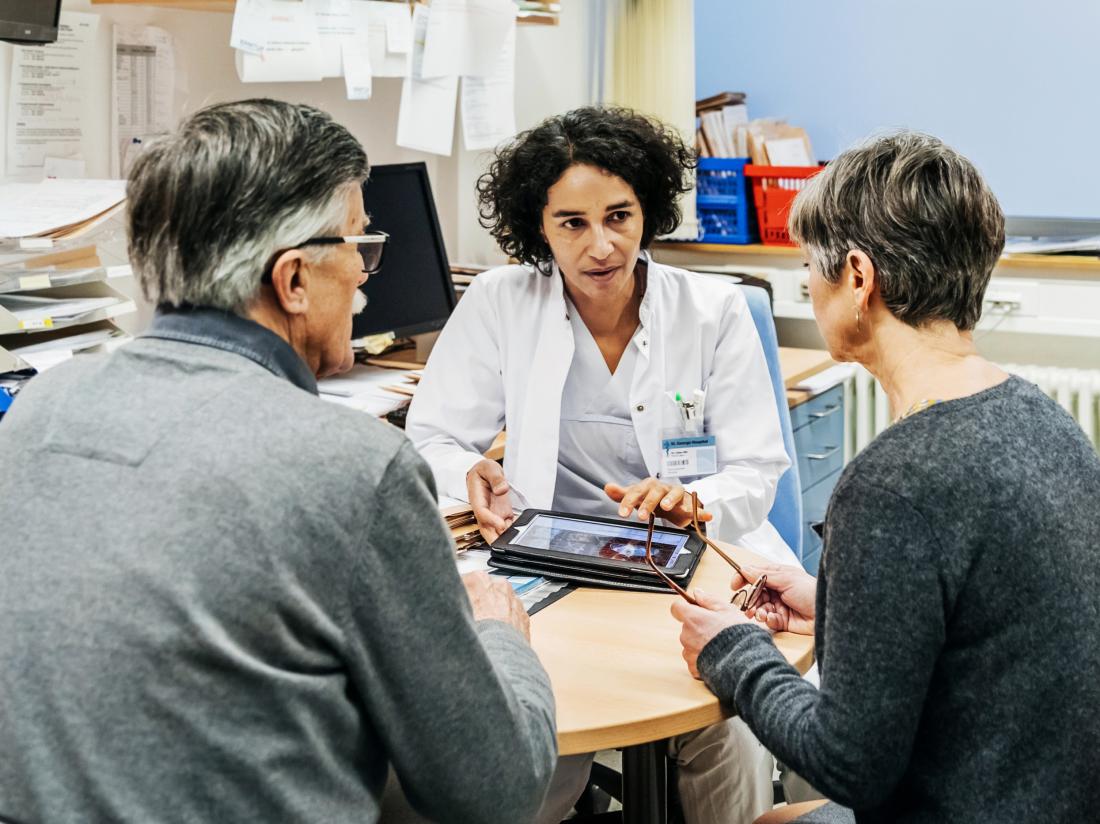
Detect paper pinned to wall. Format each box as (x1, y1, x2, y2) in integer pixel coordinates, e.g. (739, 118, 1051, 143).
(5, 11, 99, 177)
(385, 5, 413, 54)
(229, 0, 271, 54)
(350, 1, 411, 78)
(460, 19, 516, 150)
(420, 0, 515, 79)
(235, 1, 324, 83)
(314, 0, 354, 78)
(342, 39, 373, 100)
(396, 5, 458, 156)
(43, 157, 87, 179)
(112, 25, 176, 179)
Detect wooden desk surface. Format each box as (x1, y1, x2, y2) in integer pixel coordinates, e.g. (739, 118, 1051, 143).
(531, 540, 815, 755)
(778, 347, 833, 389)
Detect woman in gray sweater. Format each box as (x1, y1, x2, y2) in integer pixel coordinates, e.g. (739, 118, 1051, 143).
(672, 131, 1100, 823)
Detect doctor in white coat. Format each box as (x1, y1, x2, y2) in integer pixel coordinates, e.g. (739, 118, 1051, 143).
(407, 107, 795, 823)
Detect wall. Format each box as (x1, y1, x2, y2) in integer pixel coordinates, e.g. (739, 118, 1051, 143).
(695, 0, 1100, 220)
(0, 1, 595, 283)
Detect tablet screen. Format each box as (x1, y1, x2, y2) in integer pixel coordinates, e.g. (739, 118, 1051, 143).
(511, 514, 690, 569)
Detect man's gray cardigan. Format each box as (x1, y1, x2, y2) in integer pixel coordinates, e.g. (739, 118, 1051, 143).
(0, 307, 556, 824)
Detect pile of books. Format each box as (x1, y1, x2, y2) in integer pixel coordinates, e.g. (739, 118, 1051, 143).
(696, 91, 817, 166)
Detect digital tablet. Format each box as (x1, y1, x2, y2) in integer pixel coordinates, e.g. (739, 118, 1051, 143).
(491, 509, 703, 581)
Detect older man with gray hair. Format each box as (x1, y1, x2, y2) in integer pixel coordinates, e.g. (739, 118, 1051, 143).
(0, 99, 556, 823)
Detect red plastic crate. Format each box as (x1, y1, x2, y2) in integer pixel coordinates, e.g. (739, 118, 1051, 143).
(743, 164, 824, 246)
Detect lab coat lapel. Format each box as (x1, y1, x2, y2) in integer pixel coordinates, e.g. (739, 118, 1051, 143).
(631, 258, 665, 479)
(512, 267, 573, 509)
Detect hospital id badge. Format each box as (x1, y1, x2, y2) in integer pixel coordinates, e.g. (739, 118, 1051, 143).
(660, 435, 717, 480)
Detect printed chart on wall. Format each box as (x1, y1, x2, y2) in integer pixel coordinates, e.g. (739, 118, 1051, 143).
(5, 12, 99, 178)
(111, 26, 176, 179)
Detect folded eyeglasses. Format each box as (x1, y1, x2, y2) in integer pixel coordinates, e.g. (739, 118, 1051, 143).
(643, 491, 767, 611)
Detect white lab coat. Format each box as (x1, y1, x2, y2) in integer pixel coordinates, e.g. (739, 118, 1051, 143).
(406, 258, 795, 561)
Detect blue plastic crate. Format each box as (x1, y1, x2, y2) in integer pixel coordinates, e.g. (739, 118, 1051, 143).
(696, 157, 755, 244)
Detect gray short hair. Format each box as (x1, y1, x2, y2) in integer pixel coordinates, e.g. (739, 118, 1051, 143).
(788, 131, 1004, 331)
(127, 99, 369, 313)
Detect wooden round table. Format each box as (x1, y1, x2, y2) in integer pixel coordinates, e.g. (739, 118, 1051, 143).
(530, 540, 815, 823)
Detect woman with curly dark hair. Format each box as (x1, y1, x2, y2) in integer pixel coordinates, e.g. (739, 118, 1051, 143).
(407, 107, 795, 822)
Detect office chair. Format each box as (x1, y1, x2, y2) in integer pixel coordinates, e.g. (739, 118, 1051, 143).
(738, 283, 803, 562)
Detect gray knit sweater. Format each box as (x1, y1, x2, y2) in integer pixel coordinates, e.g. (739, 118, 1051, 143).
(0, 310, 556, 824)
(698, 376, 1100, 822)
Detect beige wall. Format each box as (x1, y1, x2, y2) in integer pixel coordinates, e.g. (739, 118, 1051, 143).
(0, 1, 596, 285)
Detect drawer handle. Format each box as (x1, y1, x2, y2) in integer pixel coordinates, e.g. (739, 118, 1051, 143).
(809, 404, 841, 419)
(806, 445, 840, 461)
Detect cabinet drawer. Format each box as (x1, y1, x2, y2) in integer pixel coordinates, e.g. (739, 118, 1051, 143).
(800, 468, 840, 574)
(801, 544, 822, 575)
(802, 468, 839, 523)
(795, 407, 844, 489)
(790, 384, 843, 432)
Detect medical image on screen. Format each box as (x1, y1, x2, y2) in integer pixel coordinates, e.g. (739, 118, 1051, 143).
(513, 515, 688, 569)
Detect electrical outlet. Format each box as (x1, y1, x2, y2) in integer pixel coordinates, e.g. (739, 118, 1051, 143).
(984, 291, 1022, 311)
(982, 280, 1039, 317)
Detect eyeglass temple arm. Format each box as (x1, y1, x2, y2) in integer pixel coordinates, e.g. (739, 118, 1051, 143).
(647, 516, 697, 605)
(690, 493, 758, 582)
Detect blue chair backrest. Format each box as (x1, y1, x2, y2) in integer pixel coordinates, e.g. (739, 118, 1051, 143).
(738, 284, 803, 560)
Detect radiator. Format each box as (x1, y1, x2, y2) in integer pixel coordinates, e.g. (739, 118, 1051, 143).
(846, 364, 1100, 456)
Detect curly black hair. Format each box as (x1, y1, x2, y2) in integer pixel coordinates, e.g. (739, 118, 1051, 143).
(476, 106, 696, 268)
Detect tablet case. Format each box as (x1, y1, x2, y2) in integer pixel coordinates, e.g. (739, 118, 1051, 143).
(488, 519, 704, 594)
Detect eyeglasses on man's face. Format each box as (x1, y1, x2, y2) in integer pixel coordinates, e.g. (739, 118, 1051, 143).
(262, 231, 389, 282)
(643, 491, 767, 611)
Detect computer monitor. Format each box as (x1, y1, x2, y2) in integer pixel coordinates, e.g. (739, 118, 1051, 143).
(0, 0, 61, 45)
(353, 162, 457, 339)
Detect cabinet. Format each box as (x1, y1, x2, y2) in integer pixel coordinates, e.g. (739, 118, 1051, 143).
(790, 383, 844, 573)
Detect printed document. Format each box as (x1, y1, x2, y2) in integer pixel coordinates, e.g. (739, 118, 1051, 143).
(5, 12, 99, 177)
(461, 19, 516, 150)
(420, 0, 515, 79)
(396, 5, 458, 156)
(342, 40, 373, 100)
(235, 1, 324, 83)
(112, 25, 176, 178)
(349, 1, 411, 78)
(314, 0, 354, 78)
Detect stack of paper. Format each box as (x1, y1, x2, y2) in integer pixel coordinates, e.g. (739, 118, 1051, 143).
(0, 180, 127, 241)
(317, 362, 419, 416)
(0, 294, 120, 324)
(441, 502, 486, 553)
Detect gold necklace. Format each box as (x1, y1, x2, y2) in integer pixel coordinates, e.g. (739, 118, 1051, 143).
(897, 398, 942, 422)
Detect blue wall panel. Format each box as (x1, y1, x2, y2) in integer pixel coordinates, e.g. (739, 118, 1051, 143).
(695, 0, 1100, 219)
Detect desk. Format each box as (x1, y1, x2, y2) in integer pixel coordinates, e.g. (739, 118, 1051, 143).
(531, 539, 815, 822)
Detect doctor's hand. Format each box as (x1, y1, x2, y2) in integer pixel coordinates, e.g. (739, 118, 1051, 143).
(604, 478, 713, 528)
(732, 562, 817, 636)
(671, 589, 754, 679)
(466, 459, 516, 543)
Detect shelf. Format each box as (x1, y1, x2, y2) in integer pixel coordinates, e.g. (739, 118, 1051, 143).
(89, 0, 559, 23)
(655, 241, 801, 257)
(91, 0, 237, 10)
(654, 240, 1100, 275)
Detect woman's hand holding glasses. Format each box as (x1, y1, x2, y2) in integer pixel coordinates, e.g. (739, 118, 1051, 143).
(730, 563, 817, 636)
(671, 564, 817, 680)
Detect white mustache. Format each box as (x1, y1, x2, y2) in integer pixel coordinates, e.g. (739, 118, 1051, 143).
(352, 289, 368, 315)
